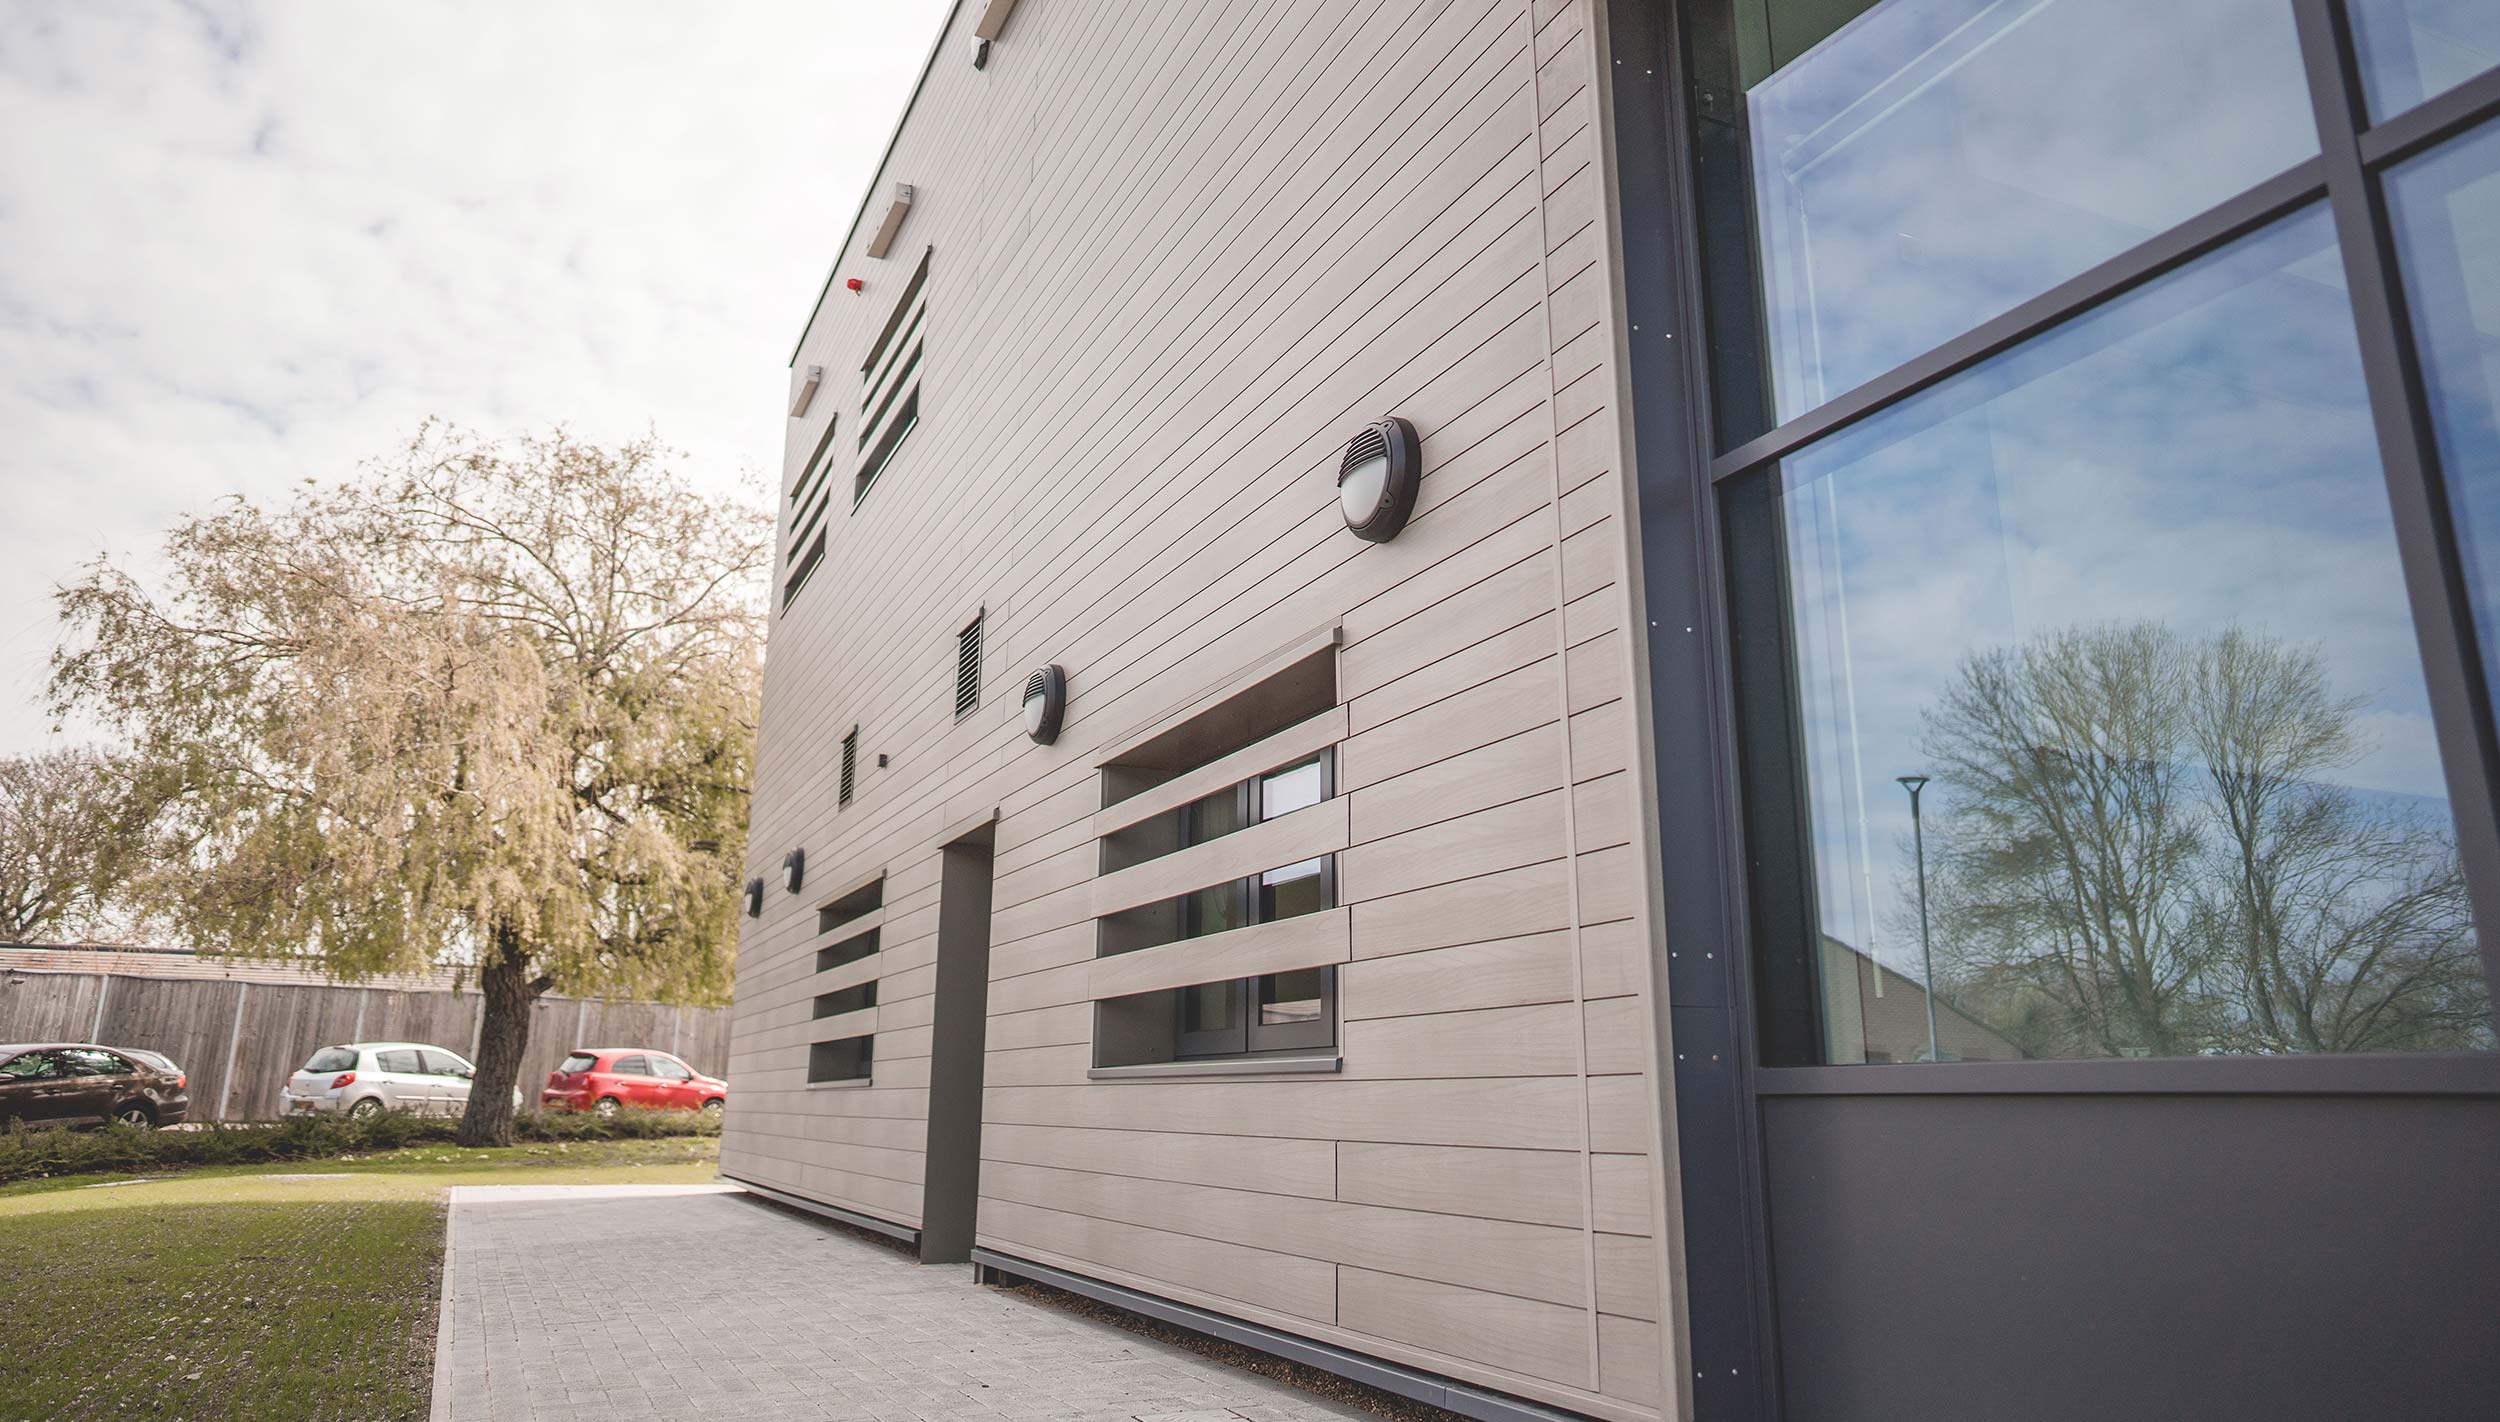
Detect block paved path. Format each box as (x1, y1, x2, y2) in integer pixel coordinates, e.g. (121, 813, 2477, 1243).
(429, 1183, 1376, 1422)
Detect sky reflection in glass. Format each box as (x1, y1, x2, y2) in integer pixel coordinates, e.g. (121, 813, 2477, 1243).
(2349, 0, 2500, 120)
(1745, 0, 2317, 422)
(2388, 120, 2500, 714)
(1775, 206, 2492, 1063)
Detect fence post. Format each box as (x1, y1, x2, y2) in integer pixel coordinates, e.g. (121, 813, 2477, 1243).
(216, 983, 250, 1121)
(352, 987, 368, 1041)
(89, 973, 111, 1042)
(670, 1004, 682, 1056)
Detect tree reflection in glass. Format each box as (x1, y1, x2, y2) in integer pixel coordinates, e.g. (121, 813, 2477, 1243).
(1769, 205, 2495, 1063)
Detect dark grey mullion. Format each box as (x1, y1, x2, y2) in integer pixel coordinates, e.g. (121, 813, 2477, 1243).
(2292, 0, 2500, 1013)
(1704, 158, 2329, 484)
(2356, 61, 2500, 167)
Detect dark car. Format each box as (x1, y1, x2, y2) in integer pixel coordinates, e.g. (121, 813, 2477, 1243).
(0, 1042, 191, 1129)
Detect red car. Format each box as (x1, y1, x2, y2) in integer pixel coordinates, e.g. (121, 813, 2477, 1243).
(540, 1048, 726, 1117)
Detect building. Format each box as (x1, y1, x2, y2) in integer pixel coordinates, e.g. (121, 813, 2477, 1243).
(727, 2, 2500, 1419)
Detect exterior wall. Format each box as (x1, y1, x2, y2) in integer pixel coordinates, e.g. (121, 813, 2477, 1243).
(726, 2, 1674, 1418)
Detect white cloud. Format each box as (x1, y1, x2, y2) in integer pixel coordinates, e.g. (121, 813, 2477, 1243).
(0, 0, 952, 751)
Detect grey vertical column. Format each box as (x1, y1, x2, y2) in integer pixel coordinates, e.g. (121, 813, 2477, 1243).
(919, 819, 997, 1264)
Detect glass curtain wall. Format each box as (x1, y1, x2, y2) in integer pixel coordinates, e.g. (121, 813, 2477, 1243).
(1691, 0, 2500, 1065)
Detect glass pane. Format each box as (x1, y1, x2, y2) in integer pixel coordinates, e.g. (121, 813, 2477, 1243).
(2388, 119, 2500, 702)
(1182, 980, 1240, 1035)
(1763, 205, 2492, 1064)
(1183, 783, 1249, 847)
(1259, 758, 1326, 819)
(2351, 0, 2500, 120)
(1260, 969, 1326, 1026)
(1745, 0, 2318, 423)
(1259, 859, 1328, 922)
(1182, 880, 1247, 938)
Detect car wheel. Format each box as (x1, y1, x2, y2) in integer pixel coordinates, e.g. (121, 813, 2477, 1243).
(593, 1096, 622, 1119)
(347, 1097, 383, 1120)
(112, 1102, 156, 1129)
(701, 1098, 724, 1117)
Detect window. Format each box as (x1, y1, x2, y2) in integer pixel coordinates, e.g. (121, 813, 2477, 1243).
(58, 1048, 129, 1077)
(855, 249, 928, 505)
(1093, 646, 1343, 1068)
(1, 1051, 63, 1080)
(814, 980, 878, 1018)
(816, 927, 879, 974)
(839, 726, 858, 807)
(2388, 121, 2500, 714)
(612, 1055, 651, 1077)
(647, 1057, 694, 1082)
(2349, 0, 2500, 119)
(418, 1050, 471, 1078)
(305, 1047, 358, 1074)
(1697, 0, 2498, 1068)
(955, 613, 983, 718)
(376, 1049, 422, 1074)
(557, 1053, 598, 1074)
(807, 1035, 873, 1083)
(782, 417, 840, 610)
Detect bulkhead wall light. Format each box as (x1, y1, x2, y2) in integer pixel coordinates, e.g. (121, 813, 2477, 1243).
(744, 878, 765, 918)
(1023, 665, 1067, 744)
(1338, 416, 1422, 542)
(782, 849, 806, 894)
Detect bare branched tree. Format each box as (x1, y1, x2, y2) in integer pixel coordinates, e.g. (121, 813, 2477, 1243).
(49, 424, 770, 1144)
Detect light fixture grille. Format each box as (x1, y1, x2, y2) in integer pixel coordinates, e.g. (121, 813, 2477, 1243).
(1341, 424, 1390, 476)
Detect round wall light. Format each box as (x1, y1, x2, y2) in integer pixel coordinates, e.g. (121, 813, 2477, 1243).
(1338, 416, 1422, 543)
(744, 878, 765, 918)
(1023, 665, 1068, 744)
(782, 848, 805, 894)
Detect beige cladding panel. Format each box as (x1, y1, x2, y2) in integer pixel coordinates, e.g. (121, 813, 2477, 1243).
(728, 0, 1668, 1416)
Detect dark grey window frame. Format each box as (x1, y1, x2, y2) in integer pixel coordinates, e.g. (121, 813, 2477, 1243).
(1171, 753, 1340, 1062)
(1607, 3, 2500, 1416)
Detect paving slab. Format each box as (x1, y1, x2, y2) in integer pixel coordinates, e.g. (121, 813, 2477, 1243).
(429, 1183, 1375, 1422)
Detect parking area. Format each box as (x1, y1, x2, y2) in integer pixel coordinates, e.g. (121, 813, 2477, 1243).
(431, 1184, 1375, 1422)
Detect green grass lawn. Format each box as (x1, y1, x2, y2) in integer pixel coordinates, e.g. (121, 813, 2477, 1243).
(0, 1135, 718, 1422)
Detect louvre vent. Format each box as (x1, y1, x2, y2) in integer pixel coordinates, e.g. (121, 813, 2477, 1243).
(1024, 670, 1048, 701)
(1341, 423, 1389, 475)
(839, 726, 858, 806)
(956, 614, 984, 718)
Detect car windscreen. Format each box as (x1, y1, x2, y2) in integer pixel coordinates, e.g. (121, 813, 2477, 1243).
(304, 1047, 358, 1073)
(557, 1053, 598, 1074)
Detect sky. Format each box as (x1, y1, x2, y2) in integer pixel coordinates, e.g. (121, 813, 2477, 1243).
(0, 0, 952, 755)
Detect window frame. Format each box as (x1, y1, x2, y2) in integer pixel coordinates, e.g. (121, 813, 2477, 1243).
(1169, 752, 1341, 1063)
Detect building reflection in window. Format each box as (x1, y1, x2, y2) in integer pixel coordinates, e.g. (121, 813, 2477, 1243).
(1764, 205, 2494, 1062)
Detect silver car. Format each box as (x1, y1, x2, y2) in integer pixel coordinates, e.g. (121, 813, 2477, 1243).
(280, 1041, 516, 1118)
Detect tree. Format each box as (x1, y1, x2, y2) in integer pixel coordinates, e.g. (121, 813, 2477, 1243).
(1917, 622, 2489, 1059)
(0, 748, 153, 941)
(50, 425, 769, 1144)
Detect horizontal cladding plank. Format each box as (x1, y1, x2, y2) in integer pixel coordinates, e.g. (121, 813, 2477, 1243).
(980, 1159, 1587, 1308)
(1595, 1232, 1660, 1323)
(724, 1110, 926, 1153)
(1348, 721, 1563, 845)
(985, 1002, 1094, 1052)
(1088, 906, 1351, 1002)
(1341, 1001, 1587, 1081)
(1581, 918, 1648, 1002)
(982, 1122, 1336, 1199)
(982, 1077, 1591, 1151)
(1591, 1153, 1657, 1238)
(1598, 1311, 1664, 1410)
(788, 1164, 922, 1226)
(1337, 1264, 1593, 1394)
(807, 1005, 878, 1043)
(1339, 930, 1578, 1021)
(1094, 706, 1347, 838)
(1350, 856, 1573, 959)
(1573, 771, 1633, 853)
(976, 1196, 1337, 1324)
(1334, 1141, 1587, 1230)
(1339, 789, 1565, 904)
(1566, 698, 1630, 781)
(982, 1043, 1092, 1089)
(1345, 610, 1555, 735)
(1584, 995, 1650, 1078)
(1341, 653, 1559, 793)
(1091, 798, 1350, 918)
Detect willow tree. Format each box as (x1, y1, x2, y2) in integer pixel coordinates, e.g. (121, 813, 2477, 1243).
(49, 425, 769, 1145)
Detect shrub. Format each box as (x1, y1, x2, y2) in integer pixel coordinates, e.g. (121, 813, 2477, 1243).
(0, 1106, 720, 1185)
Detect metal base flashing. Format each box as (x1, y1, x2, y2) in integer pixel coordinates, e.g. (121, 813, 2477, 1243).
(969, 1247, 1594, 1422)
(728, 1175, 921, 1249)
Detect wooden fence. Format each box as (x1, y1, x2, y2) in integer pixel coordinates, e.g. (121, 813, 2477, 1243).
(0, 969, 729, 1122)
